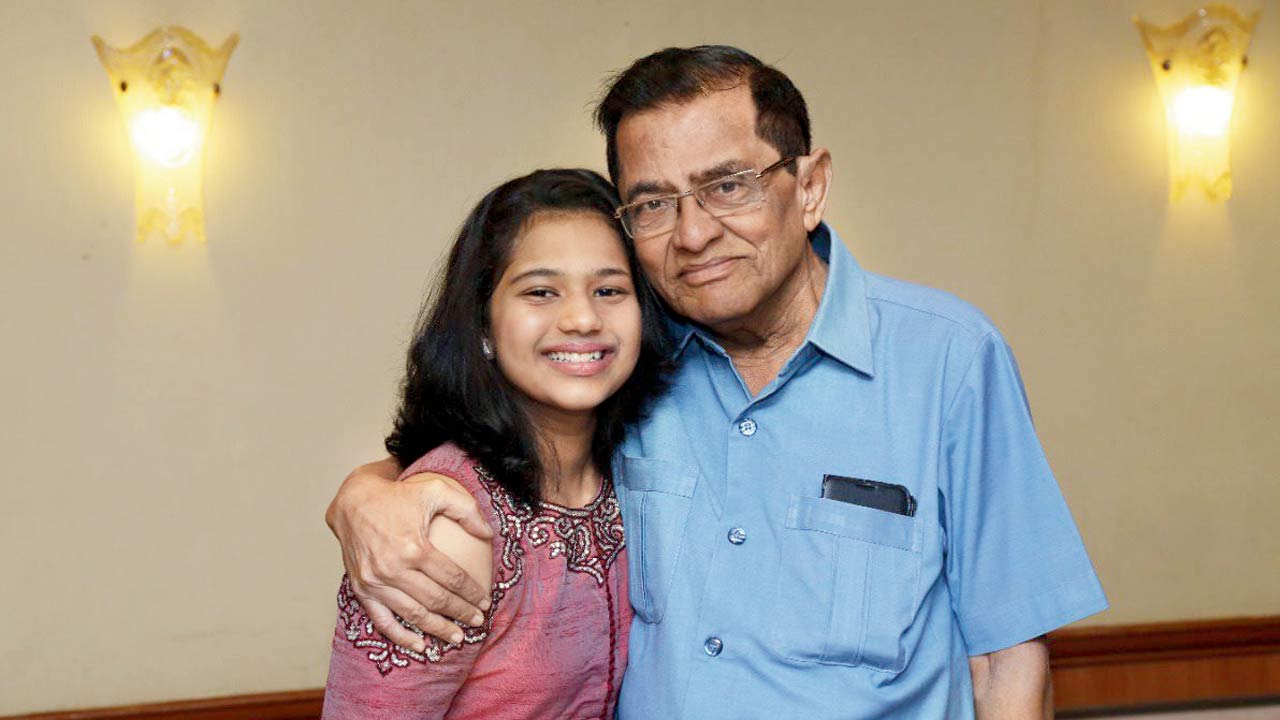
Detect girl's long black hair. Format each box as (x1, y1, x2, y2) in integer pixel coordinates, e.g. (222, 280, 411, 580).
(384, 168, 671, 506)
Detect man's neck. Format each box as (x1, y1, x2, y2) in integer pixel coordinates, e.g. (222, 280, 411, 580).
(710, 248, 829, 397)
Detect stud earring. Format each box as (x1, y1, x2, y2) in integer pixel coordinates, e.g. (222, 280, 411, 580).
(481, 337, 495, 360)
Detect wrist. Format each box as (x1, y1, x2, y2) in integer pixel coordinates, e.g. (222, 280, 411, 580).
(326, 463, 391, 537)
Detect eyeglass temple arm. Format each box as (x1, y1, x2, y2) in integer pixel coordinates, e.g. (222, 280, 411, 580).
(756, 155, 799, 178)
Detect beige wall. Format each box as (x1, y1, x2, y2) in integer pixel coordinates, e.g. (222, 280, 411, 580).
(1, 0, 1276, 713)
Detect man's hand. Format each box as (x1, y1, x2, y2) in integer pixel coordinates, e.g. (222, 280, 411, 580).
(325, 457, 494, 651)
(970, 637, 1053, 719)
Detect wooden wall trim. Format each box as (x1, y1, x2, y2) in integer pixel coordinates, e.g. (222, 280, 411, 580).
(1048, 615, 1280, 667)
(1047, 615, 1280, 713)
(2, 690, 323, 720)
(5, 617, 1278, 719)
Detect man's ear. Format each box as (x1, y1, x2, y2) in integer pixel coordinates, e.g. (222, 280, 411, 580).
(798, 148, 833, 233)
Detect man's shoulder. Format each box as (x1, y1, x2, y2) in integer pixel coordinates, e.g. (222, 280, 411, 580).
(862, 271, 999, 344)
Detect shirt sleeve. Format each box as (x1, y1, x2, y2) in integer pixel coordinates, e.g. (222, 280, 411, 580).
(321, 575, 485, 719)
(941, 333, 1108, 656)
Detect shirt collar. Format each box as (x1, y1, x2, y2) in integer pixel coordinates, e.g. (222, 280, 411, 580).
(805, 223, 875, 376)
(664, 223, 875, 377)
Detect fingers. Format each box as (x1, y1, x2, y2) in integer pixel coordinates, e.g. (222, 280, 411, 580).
(411, 544, 490, 616)
(351, 551, 483, 640)
(354, 577, 478, 650)
(395, 565, 487, 628)
(351, 585, 430, 653)
(435, 489, 494, 540)
(377, 584, 471, 647)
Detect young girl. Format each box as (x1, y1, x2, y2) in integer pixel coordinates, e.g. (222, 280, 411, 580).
(322, 169, 670, 719)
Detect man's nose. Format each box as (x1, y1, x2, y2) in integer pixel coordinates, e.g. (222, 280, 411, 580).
(672, 194, 722, 254)
(558, 291, 603, 334)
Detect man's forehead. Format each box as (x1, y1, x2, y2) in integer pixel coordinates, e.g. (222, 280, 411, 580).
(614, 87, 763, 192)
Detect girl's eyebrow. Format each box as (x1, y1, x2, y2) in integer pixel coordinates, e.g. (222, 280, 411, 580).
(594, 267, 631, 279)
(507, 266, 630, 284)
(508, 268, 560, 284)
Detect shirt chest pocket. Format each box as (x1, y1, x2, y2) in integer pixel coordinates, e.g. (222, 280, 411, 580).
(771, 495, 922, 673)
(618, 456, 698, 624)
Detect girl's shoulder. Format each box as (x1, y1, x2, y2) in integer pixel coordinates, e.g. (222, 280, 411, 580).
(398, 442, 494, 501)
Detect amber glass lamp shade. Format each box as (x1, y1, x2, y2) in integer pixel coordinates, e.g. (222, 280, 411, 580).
(1135, 5, 1259, 201)
(93, 27, 238, 243)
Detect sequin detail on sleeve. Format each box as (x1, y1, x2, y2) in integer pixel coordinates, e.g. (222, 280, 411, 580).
(335, 463, 625, 676)
(336, 575, 486, 675)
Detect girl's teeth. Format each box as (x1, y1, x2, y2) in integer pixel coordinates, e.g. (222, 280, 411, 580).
(548, 351, 604, 363)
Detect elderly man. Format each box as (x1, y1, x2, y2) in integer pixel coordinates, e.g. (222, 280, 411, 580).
(327, 46, 1106, 718)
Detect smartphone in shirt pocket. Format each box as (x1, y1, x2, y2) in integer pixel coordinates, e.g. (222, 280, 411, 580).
(821, 474, 917, 516)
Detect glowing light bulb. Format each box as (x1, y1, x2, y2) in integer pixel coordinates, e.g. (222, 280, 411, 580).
(130, 106, 200, 167)
(1170, 86, 1234, 137)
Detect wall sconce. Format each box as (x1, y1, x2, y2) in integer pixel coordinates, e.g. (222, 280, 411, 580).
(1135, 5, 1259, 201)
(92, 27, 238, 243)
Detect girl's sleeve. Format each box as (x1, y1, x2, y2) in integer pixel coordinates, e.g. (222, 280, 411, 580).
(321, 575, 486, 720)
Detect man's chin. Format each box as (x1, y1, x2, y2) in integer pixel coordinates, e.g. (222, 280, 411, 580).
(673, 294, 759, 332)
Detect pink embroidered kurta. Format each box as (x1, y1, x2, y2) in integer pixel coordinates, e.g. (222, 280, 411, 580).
(322, 443, 631, 720)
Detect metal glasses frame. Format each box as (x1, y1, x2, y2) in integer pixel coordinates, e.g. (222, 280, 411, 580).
(613, 155, 798, 239)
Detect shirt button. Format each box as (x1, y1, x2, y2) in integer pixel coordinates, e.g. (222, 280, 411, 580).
(703, 636, 723, 657)
(727, 527, 747, 545)
(737, 419, 758, 436)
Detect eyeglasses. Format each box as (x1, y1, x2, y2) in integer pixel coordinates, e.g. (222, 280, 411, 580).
(614, 156, 798, 240)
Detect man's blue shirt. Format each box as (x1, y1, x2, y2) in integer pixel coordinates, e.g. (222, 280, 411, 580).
(614, 224, 1107, 719)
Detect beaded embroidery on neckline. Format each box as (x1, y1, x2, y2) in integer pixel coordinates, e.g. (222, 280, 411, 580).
(476, 465, 624, 587)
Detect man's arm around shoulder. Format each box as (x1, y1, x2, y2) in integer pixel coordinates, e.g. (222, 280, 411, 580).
(326, 458, 493, 650)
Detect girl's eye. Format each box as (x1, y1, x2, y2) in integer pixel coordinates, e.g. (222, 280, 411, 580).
(596, 287, 628, 297)
(524, 288, 556, 298)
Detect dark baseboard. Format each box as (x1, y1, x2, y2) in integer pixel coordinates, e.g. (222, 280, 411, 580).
(4, 690, 323, 720)
(6, 616, 1278, 719)
(1047, 615, 1280, 714)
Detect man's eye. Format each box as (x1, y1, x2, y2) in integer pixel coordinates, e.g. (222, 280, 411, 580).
(634, 197, 671, 213)
(713, 180, 747, 196)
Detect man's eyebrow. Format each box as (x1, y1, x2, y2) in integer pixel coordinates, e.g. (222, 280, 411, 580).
(623, 161, 752, 201)
(622, 180, 673, 202)
(691, 160, 751, 184)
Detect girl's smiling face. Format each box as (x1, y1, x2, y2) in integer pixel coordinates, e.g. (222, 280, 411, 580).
(487, 211, 642, 421)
